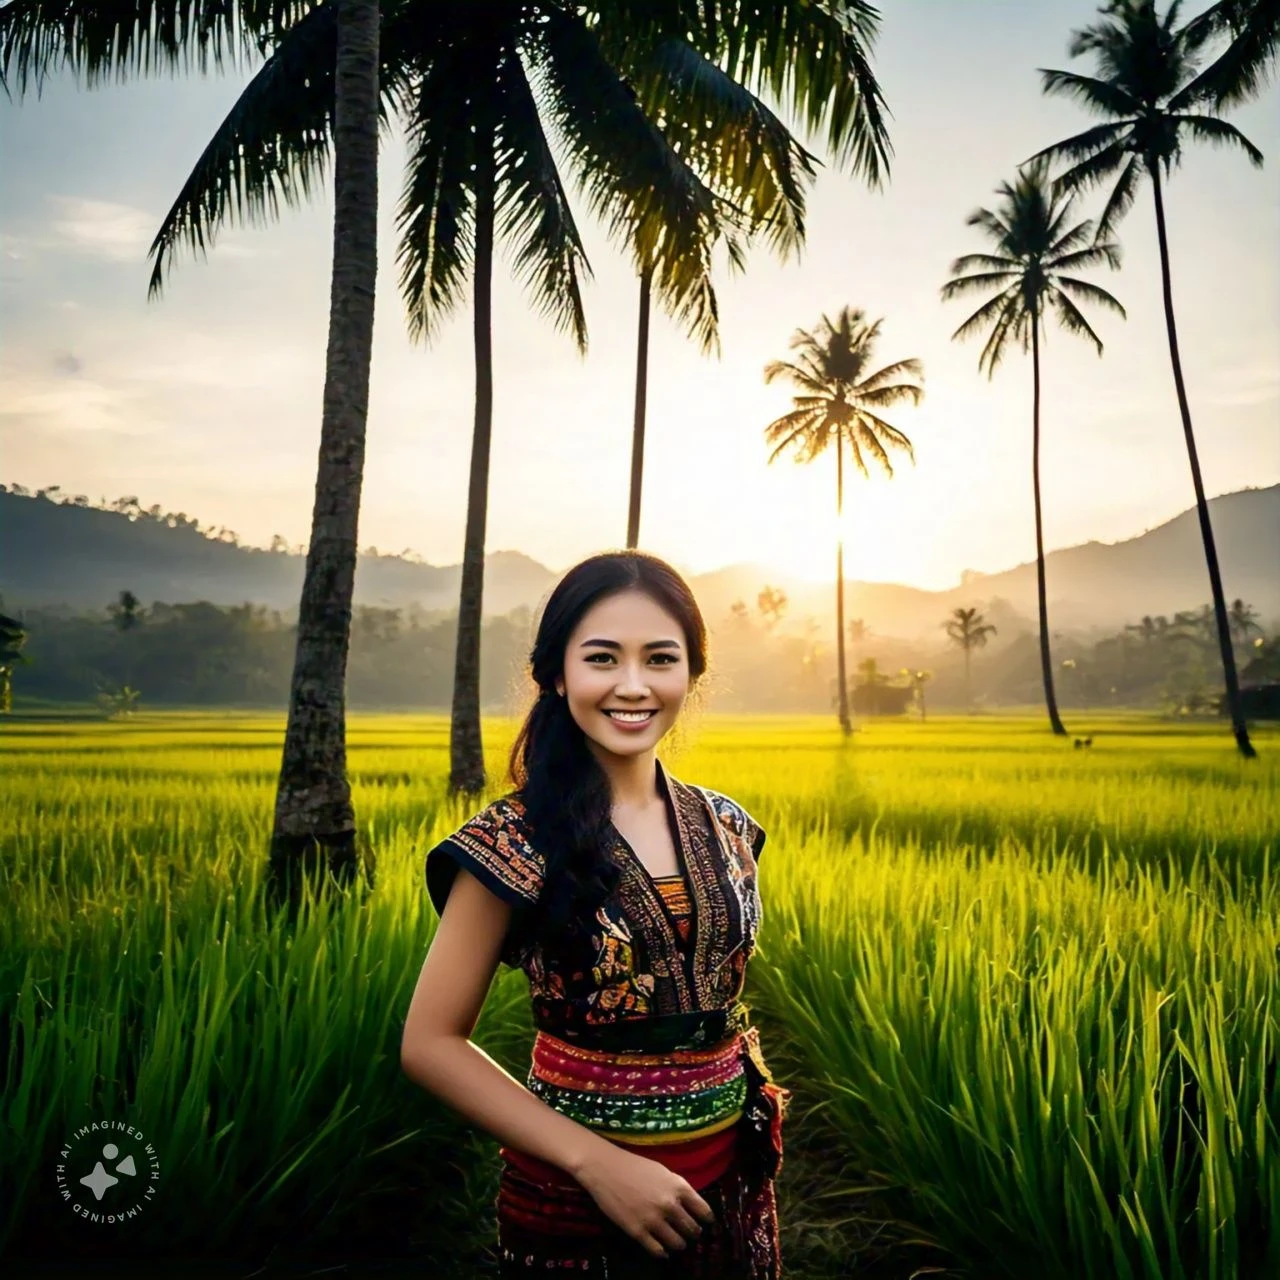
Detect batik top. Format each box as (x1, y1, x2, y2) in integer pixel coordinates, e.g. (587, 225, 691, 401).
(423, 757, 766, 1041)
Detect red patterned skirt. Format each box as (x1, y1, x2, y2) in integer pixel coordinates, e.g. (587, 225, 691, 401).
(496, 1009, 790, 1277)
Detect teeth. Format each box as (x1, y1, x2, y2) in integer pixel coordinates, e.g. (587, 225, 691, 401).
(607, 711, 654, 722)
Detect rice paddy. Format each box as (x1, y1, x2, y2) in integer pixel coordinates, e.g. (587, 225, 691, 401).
(1, 710, 1276, 1278)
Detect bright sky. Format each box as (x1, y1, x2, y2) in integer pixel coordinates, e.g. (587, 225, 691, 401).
(1, 1, 1277, 591)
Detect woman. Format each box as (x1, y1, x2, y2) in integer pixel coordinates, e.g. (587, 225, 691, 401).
(401, 551, 790, 1277)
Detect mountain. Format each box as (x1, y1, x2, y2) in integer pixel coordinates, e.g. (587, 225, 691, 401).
(1, 483, 1276, 638)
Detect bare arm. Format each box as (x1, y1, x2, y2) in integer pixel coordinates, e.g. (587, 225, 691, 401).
(400, 865, 614, 1179)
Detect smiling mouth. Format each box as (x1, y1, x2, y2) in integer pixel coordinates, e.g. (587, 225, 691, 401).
(603, 710, 657, 723)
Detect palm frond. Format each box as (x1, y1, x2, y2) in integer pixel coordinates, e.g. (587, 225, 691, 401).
(1047, 287, 1107, 355)
(858, 380, 924, 409)
(947, 284, 1020, 347)
(1054, 275, 1126, 320)
(1177, 0, 1280, 109)
(1038, 66, 1141, 116)
(0, 0, 300, 95)
(629, 36, 817, 259)
(1091, 152, 1143, 243)
(1024, 121, 1128, 176)
(1047, 241, 1123, 273)
(762, 403, 824, 464)
(395, 50, 478, 343)
(1173, 111, 1265, 165)
(534, 7, 725, 352)
(947, 251, 1019, 274)
(492, 45, 591, 351)
(763, 357, 828, 396)
(940, 269, 1020, 301)
(146, 1, 338, 297)
(856, 357, 926, 396)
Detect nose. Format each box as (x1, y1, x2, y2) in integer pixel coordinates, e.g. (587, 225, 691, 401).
(615, 666, 651, 697)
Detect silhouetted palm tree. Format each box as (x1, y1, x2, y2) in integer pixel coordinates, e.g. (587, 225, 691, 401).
(941, 156, 1125, 738)
(1, 0, 384, 898)
(945, 606, 998, 710)
(1028, 0, 1263, 759)
(762, 307, 924, 735)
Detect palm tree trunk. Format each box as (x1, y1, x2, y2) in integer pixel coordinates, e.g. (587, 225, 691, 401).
(266, 0, 380, 911)
(626, 263, 654, 550)
(1150, 165, 1255, 759)
(835, 431, 851, 736)
(964, 646, 972, 711)
(449, 141, 496, 795)
(1031, 313, 1067, 736)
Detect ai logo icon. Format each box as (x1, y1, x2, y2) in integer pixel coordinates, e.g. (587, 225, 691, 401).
(56, 1120, 161, 1223)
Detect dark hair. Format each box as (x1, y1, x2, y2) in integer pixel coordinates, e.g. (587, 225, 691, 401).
(506, 550, 709, 949)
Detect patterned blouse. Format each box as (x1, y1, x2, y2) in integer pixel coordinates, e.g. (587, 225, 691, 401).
(424, 757, 766, 1042)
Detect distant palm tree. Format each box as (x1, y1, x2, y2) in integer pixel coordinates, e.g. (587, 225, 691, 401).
(1028, 0, 1263, 759)
(1227, 597, 1265, 648)
(945, 606, 998, 711)
(1182, 0, 1279, 107)
(0, 612, 28, 714)
(763, 307, 924, 735)
(108, 590, 144, 632)
(941, 156, 1125, 738)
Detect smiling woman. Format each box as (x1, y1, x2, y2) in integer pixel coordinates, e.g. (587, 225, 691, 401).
(401, 550, 789, 1278)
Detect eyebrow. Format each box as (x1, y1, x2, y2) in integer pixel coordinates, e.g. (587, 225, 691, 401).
(578, 638, 682, 650)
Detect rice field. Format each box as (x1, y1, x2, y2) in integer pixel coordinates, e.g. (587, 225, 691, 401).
(1, 711, 1276, 1279)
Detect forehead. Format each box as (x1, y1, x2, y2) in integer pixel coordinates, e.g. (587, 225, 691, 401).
(569, 590, 683, 641)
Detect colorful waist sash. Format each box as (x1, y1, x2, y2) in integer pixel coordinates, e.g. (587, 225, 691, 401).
(499, 1003, 791, 1240)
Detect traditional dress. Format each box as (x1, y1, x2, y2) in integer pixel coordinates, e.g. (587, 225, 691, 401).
(424, 758, 791, 1277)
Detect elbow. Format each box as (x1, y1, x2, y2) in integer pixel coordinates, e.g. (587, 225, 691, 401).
(400, 1027, 461, 1084)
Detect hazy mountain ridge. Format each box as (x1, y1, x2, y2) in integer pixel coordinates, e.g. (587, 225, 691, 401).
(1, 483, 1276, 639)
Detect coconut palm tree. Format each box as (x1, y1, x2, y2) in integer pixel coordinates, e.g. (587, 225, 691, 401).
(617, 3, 893, 548)
(1, 0, 383, 891)
(0, 612, 28, 714)
(941, 156, 1125, 738)
(945, 606, 998, 711)
(1027, 0, 1263, 759)
(762, 307, 924, 736)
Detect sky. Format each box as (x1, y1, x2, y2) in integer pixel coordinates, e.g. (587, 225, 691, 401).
(2, 1, 1277, 592)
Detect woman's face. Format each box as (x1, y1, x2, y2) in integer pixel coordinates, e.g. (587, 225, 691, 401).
(554, 588, 692, 760)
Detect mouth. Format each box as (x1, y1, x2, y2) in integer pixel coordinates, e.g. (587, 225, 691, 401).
(602, 709, 658, 724)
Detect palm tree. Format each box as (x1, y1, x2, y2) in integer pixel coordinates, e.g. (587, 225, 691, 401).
(0, 612, 28, 714)
(762, 307, 924, 736)
(941, 156, 1125, 738)
(617, 4, 893, 548)
(265, 0, 380, 905)
(1227, 597, 1265, 651)
(945, 606, 998, 710)
(1027, 0, 1263, 759)
(0, 0, 382, 895)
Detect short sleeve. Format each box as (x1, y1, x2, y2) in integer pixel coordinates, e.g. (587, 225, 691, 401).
(424, 795, 545, 968)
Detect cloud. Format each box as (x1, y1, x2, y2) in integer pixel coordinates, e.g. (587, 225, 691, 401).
(47, 196, 156, 262)
(52, 350, 84, 375)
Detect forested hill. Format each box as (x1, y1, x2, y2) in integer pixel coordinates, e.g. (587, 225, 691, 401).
(1, 482, 1277, 636)
(0, 488, 553, 617)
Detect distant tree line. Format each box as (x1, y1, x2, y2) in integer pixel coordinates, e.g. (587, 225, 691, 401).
(3, 589, 1272, 717)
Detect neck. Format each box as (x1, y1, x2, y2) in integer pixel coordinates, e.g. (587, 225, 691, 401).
(589, 744, 661, 809)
